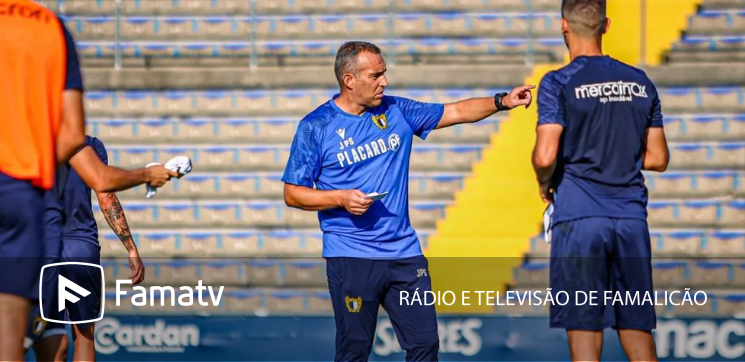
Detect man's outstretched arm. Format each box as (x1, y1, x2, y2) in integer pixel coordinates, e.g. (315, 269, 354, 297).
(436, 85, 535, 129)
(69, 146, 178, 193)
(533, 124, 563, 203)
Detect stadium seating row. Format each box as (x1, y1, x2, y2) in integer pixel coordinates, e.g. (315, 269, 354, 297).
(100, 142, 745, 171)
(114, 172, 467, 200)
(94, 198, 744, 230)
(647, 199, 745, 227)
(702, 0, 745, 11)
(646, 171, 745, 198)
(75, 38, 566, 60)
(63, 13, 562, 40)
(86, 114, 744, 143)
(665, 113, 745, 141)
(109, 170, 744, 201)
(104, 144, 485, 171)
(529, 229, 745, 257)
(100, 229, 434, 257)
(42, 0, 561, 16)
(82, 87, 745, 116)
(514, 260, 745, 289)
(104, 286, 744, 316)
(689, 10, 745, 34)
(102, 258, 327, 287)
(675, 35, 745, 51)
(87, 117, 501, 144)
(93, 200, 450, 228)
(104, 288, 334, 315)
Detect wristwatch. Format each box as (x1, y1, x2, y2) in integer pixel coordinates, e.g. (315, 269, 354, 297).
(494, 92, 512, 112)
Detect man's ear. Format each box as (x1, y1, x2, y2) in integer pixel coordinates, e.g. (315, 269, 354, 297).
(602, 17, 611, 34)
(342, 73, 355, 90)
(561, 18, 570, 36)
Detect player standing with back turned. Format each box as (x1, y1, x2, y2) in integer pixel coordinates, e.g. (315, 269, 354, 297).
(532, 1, 670, 361)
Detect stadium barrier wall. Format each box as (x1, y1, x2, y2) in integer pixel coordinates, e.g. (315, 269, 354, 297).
(79, 315, 744, 361)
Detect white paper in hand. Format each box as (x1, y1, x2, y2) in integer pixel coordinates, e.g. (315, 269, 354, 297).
(145, 156, 193, 198)
(543, 203, 554, 244)
(365, 192, 389, 201)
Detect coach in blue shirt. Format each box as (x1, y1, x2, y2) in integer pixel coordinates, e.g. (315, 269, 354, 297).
(533, 0, 669, 361)
(283, 41, 533, 362)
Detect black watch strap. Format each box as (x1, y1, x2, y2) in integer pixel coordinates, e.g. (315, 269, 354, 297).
(494, 92, 512, 112)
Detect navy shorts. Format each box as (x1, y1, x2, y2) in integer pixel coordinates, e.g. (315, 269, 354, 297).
(327, 256, 439, 362)
(60, 238, 102, 325)
(0, 172, 45, 300)
(549, 217, 656, 331)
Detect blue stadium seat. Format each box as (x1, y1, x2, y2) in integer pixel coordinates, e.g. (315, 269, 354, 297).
(284, 260, 326, 287)
(267, 290, 306, 313)
(513, 262, 549, 286)
(652, 261, 689, 287)
(651, 230, 705, 255)
(246, 260, 282, 286)
(201, 260, 246, 285)
(705, 231, 745, 256)
(224, 289, 263, 313)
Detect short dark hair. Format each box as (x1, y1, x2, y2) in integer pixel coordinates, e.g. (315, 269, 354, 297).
(561, 0, 607, 37)
(334, 41, 382, 85)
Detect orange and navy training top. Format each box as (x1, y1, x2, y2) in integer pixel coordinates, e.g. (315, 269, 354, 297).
(0, 0, 83, 190)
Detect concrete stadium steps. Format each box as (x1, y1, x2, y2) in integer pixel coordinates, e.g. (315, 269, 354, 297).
(646, 171, 745, 198)
(666, 49, 745, 63)
(100, 228, 434, 258)
(61, 12, 563, 41)
(85, 113, 744, 145)
(80, 52, 559, 68)
(107, 170, 745, 201)
(97, 141, 745, 172)
(112, 172, 468, 202)
(86, 116, 502, 144)
(528, 229, 745, 258)
(102, 143, 486, 172)
(80, 87, 745, 117)
(92, 199, 450, 229)
(40, 0, 561, 16)
(701, 0, 745, 10)
(80, 65, 534, 90)
(686, 9, 745, 35)
(71, 38, 567, 68)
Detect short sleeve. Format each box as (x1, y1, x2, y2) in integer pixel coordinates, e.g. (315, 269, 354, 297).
(537, 72, 565, 127)
(89, 137, 109, 165)
(58, 18, 83, 91)
(648, 85, 664, 128)
(281, 119, 324, 188)
(393, 96, 444, 140)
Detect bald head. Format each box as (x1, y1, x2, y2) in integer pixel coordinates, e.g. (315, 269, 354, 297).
(562, 0, 607, 38)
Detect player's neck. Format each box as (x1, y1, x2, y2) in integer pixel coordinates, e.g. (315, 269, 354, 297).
(334, 93, 367, 116)
(569, 38, 604, 61)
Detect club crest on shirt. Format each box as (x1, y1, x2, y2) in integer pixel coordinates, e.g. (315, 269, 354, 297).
(345, 296, 363, 313)
(31, 315, 47, 336)
(371, 114, 389, 130)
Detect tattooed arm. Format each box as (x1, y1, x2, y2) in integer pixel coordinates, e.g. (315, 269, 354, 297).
(96, 191, 145, 285)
